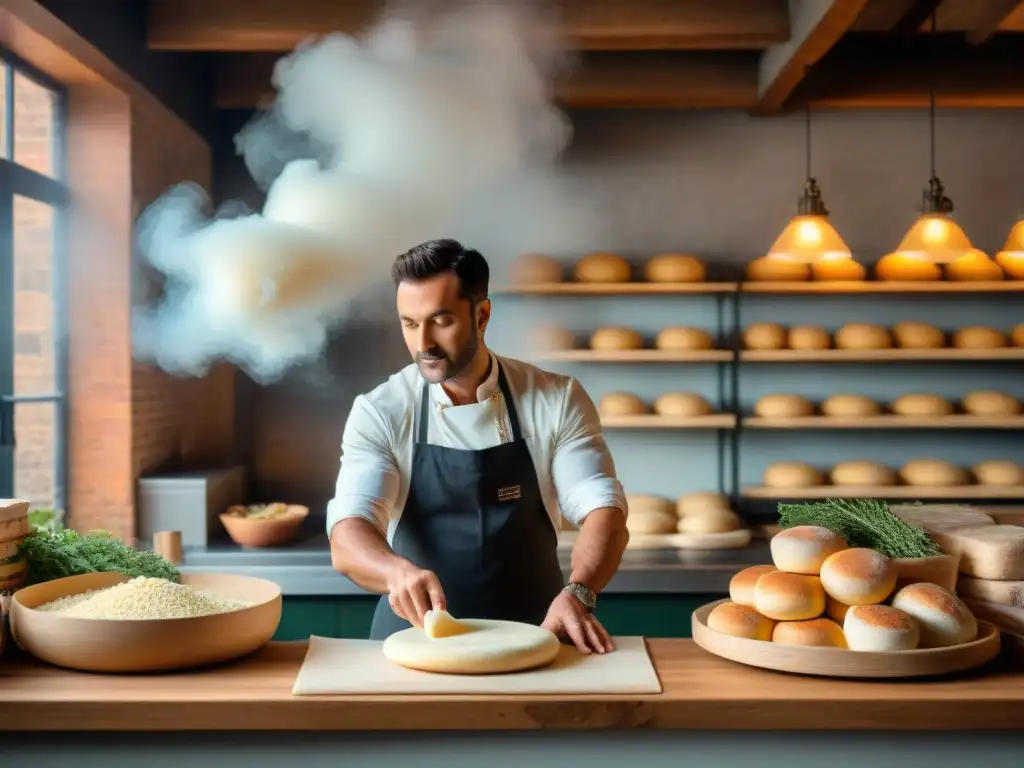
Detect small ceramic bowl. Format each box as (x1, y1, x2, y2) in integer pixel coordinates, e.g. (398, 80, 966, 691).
(219, 504, 309, 548)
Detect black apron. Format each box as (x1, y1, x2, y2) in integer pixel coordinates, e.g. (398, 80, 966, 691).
(369, 363, 565, 640)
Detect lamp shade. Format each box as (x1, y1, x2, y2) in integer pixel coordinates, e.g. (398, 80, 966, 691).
(893, 213, 972, 263)
(766, 214, 852, 263)
(999, 218, 1024, 253)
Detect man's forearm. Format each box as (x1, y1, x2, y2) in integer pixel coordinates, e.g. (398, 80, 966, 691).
(330, 518, 413, 594)
(568, 506, 629, 594)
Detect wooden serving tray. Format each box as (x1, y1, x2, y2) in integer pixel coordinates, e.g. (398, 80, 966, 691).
(691, 599, 1001, 679)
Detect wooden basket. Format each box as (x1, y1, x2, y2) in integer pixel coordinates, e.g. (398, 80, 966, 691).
(692, 598, 1000, 679)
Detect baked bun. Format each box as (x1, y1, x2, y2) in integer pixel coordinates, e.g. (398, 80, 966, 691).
(825, 595, 850, 624)
(874, 252, 941, 281)
(729, 565, 777, 607)
(812, 258, 866, 282)
(510, 253, 562, 284)
(529, 325, 575, 352)
(961, 390, 1021, 417)
(891, 393, 953, 417)
(835, 323, 892, 350)
(753, 571, 826, 621)
(953, 326, 1007, 349)
(843, 604, 920, 651)
(787, 326, 831, 350)
(590, 327, 643, 351)
(770, 525, 848, 574)
(746, 257, 810, 282)
(655, 327, 714, 351)
(598, 392, 647, 416)
(772, 617, 847, 648)
(653, 392, 712, 417)
(743, 323, 787, 350)
(892, 321, 945, 349)
(626, 494, 675, 517)
(820, 394, 880, 418)
(899, 458, 969, 487)
(677, 507, 740, 534)
(644, 253, 705, 283)
(763, 462, 824, 489)
(706, 601, 775, 641)
(753, 394, 814, 419)
(829, 460, 898, 487)
(625, 510, 677, 535)
(945, 250, 1004, 281)
(1013, 324, 1024, 346)
(574, 252, 630, 283)
(676, 491, 729, 516)
(819, 548, 897, 606)
(972, 459, 1024, 486)
(890, 582, 977, 648)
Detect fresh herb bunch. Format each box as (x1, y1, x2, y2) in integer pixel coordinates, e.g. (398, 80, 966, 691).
(19, 528, 180, 585)
(777, 498, 941, 559)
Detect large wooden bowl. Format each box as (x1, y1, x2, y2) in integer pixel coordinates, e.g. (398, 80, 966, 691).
(10, 571, 282, 673)
(219, 505, 308, 547)
(692, 599, 1000, 679)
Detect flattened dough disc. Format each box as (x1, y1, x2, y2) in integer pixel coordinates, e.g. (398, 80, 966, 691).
(382, 619, 561, 674)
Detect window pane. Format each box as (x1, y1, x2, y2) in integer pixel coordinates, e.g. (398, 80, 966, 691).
(14, 400, 60, 510)
(13, 70, 56, 178)
(13, 195, 58, 396)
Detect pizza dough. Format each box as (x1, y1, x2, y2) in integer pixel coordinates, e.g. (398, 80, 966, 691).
(945, 250, 1004, 282)
(892, 321, 945, 349)
(677, 507, 741, 534)
(891, 393, 953, 417)
(590, 327, 643, 351)
(972, 460, 1024, 486)
(763, 462, 824, 488)
(961, 390, 1022, 416)
(746, 256, 810, 282)
(953, 326, 1007, 349)
(835, 323, 892, 350)
(829, 460, 897, 487)
(509, 253, 563, 284)
(1013, 324, 1024, 347)
(812, 257, 866, 282)
(753, 394, 814, 419)
(598, 392, 647, 416)
(653, 392, 713, 417)
(676, 491, 730, 516)
(644, 253, 706, 283)
(424, 609, 472, 639)
(743, 323, 787, 350)
(820, 394, 881, 418)
(655, 327, 714, 351)
(874, 252, 941, 281)
(382, 618, 561, 674)
(787, 326, 831, 350)
(899, 459, 969, 487)
(574, 252, 630, 283)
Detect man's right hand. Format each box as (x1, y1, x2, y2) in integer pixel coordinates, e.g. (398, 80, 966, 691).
(385, 563, 446, 627)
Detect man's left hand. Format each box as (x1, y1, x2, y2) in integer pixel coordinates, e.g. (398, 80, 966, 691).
(541, 591, 614, 654)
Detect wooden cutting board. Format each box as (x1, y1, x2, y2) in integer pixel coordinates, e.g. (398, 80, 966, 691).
(889, 504, 995, 532)
(291, 635, 662, 695)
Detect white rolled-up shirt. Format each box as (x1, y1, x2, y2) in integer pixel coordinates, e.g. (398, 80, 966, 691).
(326, 351, 628, 543)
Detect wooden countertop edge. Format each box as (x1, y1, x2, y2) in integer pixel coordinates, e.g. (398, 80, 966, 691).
(2, 639, 1024, 732)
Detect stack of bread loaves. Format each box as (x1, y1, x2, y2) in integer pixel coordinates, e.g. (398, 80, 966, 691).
(0, 499, 31, 593)
(760, 458, 1024, 491)
(621, 492, 749, 550)
(707, 526, 979, 651)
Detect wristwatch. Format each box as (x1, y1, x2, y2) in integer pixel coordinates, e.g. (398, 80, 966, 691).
(563, 581, 597, 611)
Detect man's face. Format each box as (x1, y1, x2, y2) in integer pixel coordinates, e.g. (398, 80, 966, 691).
(397, 273, 490, 384)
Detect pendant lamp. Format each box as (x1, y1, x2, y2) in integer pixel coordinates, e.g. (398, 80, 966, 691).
(767, 97, 851, 263)
(893, 11, 972, 263)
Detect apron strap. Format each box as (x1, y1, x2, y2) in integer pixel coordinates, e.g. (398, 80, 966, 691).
(416, 360, 523, 444)
(418, 378, 431, 444)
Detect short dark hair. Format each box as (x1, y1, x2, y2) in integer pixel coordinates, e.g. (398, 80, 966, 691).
(391, 239, 489, 303)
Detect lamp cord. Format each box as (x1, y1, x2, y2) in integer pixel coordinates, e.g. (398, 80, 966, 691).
(929, 10, 936, 179)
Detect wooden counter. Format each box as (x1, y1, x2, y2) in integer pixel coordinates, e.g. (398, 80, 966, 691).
(2, 639, 1023, 731)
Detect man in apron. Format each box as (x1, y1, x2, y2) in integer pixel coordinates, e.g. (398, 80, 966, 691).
(327, 239, 629, 654)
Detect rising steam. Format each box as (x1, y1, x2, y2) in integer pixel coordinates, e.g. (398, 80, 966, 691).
(132, 0, 585, 383)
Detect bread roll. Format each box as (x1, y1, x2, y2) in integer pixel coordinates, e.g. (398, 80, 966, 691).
(892, 321, 945, 349)
(574, 252, 630, 283)
(961, 390, 1022, 417)
(763, 462, 825, 489)
(627, 494, 676, 517)
(598, 392, 647, 416)
(625, 510, 677, 535)
(753, 571, 826, 621)
(812, 257, 866, 282)
(874, 252, 941, 281)
(770, 525, 848, 575)
(753, 394, 814, 419)
(829, 460, 898, 487)
(528, 324, 575, 352)
(843, 605, 920, 651)
(995, 250, 1024, 279)
(655, 327, 713, 351)
(676, 492, 730, 516)
(819, 548, 898, 605)
(787, 326, 831, 350)
(820, 394, 881, 418)
(653, 392, 712, 417)
(953, 326, 1007, 349)
(706, 602, 776, 641)
(743, 323, 786, 350)
(1012, 323, 1024, 347)
(890, 582, 977, 648)
(825, 595, 850, 624)
(589, 327, 643, 351)
(835, 323, 892, 350)
(891, 393, 953, 417)
(746, 256, 810, 282)
(899, 458, 969, 487)
(945, 250, 1004, 282)
(729, 565, 777, 607)
(972, 459, 1024, 486)
(510, 253, 562, 284)
(644, 253, 706, 283)
(677, 507, 740, 534)
(772, 617, 847, 648)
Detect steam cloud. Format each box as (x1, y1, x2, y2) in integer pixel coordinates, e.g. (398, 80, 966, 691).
(132, 0, 594, 384)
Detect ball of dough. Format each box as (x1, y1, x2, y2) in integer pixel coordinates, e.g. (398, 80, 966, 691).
(787, 326, 831, 350)
(753, 571, 826, 621)
(874, 252, 941, 281)
(706, 602, 776, 641)
(655, 327, 714, 351)
(819, 548, 898, 606)
(892, 321, 945, 350)
(843, 605, 920, 651)
(753, 394, 814, 419)
(899, 458, 969, 487)
(820, 394, 881, 418)
(891, 582, 977, 648)
(961, 390, 1022, 417)
(953, 326, 1007, 349)
(829, 460, 898, 487)
(891, 393, 953, 417)
(771, 526, 848, 575)
(743, 323, 787, 350)
(677, 507, 741, 534)
(627, 494, 676, 517)
(772, 617, 847, 648)
(972, 459, 1024, 486)
(763, 462, 825, 489)
(590, 327, 643, 351)
(746, 256, 810, 282)
(644, 253, 706, 283)
(812, 257, 866, 282)
(835, 323, 892, 350)
(598, 392, 647, 416)
(509, 253, 563, 284)
(1013, 324, 1024, 347)
(826, 595, 850, 625)
(729, 565, 778, 608)
(653, 392, 713, 417)
(995, 250, 1024, 279)
(945, 250, 1004, 282)
(676, 492, 730, 516)
(574, 252, 630, 283)
(626, 510, 678, 535)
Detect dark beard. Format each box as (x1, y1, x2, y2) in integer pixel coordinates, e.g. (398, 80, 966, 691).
(416, 334, 478, 384)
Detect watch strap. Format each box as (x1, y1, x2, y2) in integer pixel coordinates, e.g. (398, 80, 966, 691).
(563, 581, 596, 610)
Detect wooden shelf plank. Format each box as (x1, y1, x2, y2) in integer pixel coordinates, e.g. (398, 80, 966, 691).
(539, 349, 733, 363)
(602, 414, 736, 429)
(743, 485, 1024, 500)
(740, 348, 1024, 362)
(493, 281, 739, 295)
(743, 415, 1024, 429)
(741, 280, 1024, 294)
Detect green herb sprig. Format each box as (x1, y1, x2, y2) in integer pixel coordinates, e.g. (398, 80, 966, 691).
(19, 529, 180, 585)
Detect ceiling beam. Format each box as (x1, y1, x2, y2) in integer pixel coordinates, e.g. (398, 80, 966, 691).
(752, 0, 870, 115)
(889, 0, 946, 37)
(148, 0, 790, 52)
(964, 0, 1024, 44)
